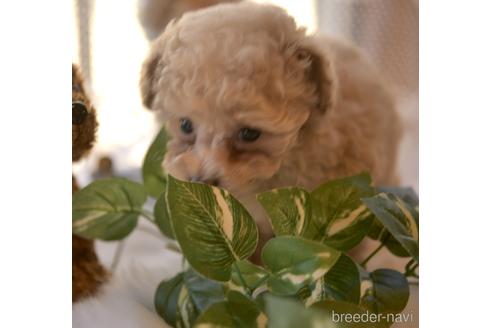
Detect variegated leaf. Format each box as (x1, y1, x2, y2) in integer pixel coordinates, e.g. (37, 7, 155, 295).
(155, 272, 184, 327)
(154, 189, 175, 239)
(157, 269, 225, 328)
(267, 295, 386, 328)
(360, 269, 410, 315)
(176, 284, 199, 328)
(178, 269, 227, 327)
(311, 300, 388, 328)
(142, 127, 170, 198)
(72, 178, 146, 240)
(231, 260, 269, 292)
(322, 206, 374, 251)
(265, 296, 337, 328)
(311, 172, 375, 250)
(183, 269, 225, 311)
(195, 291, 266, 328)
(377, 186, 419, 207)
(167, 175, 259, 281)
(257, 187, 317, 239)
(367, 219, 414, 258)
(362, 193, 419, 262)
(367, 191, 419, 258)
(305, 254, 361, 306)
(262, 236, 340, 296)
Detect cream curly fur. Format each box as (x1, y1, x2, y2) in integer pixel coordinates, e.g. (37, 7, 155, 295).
(140, 2, 401, 239)
(138, 0, 239, 40)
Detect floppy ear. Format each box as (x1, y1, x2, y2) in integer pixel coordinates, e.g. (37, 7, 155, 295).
(140, 47, 162, 109)
(294, 41, 337, 114)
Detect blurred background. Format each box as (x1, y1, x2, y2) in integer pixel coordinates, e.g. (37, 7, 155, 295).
(72, 0, 418, 326)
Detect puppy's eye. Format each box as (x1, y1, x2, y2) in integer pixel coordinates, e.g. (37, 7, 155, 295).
(180, 118, 194, 134)
(238, 127, 261, 142)
(72, 101, 88, 125)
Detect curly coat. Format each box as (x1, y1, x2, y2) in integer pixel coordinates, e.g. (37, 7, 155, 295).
(140, 2, 401, 246)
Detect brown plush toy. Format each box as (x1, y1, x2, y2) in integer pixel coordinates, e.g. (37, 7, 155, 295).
(72, 64, 108, 303)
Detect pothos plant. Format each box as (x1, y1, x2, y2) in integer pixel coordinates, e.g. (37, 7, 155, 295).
(72, 127, 419, 328)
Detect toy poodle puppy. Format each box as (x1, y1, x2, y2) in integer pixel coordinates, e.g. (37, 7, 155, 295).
(138, 0, 239, 41)
(140, 2, 401, 244)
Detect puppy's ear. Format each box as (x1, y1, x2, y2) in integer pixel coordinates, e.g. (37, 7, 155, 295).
(294, 42, 337, 114)
(140, 47, 162, 109)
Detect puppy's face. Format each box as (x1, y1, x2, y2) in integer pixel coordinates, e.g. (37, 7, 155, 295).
(141, 2, 335, 195)
(161, 92, 310, 195)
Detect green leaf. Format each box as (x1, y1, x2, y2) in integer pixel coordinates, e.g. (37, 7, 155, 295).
(322, 254, 360, 304)
(367, 220, 412, 258)
(142, 127, 170, 198)
(183, 269, 225, 312)
(311, 172, 375, 250)
(195, 291, 266, 328)
(155, 272, 184, 327)
(167, 175, 259, 281)
(308, 254, 360, 305)
(266, 295, 388, 328)
(154, 190, 175, 239)
(265, 296, 336, 328)
(257, 187, 317, 239)
(72, 178, 146, 240)
(322, 213, 374, 251)
(262, 236, 340, 296)
(361, 269, 410, 315)
(172, 269, 226, 328)
(377, 186, 418, 207)
(176, 283, 200, 328)
(265, 296, 306, 328)
(362, 193, 419, 262)
(367, 191, 419, 258)
(312, 172, 374, 226)
(155, 270, 225, 328)
(311, 300, 388, 328)
(231, 260, 269, 292)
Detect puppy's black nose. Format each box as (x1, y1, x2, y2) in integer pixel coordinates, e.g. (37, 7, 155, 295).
(190, 176, 220, 187)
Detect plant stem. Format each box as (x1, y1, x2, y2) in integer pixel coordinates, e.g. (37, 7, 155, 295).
(405, 259, 415, 272)
(233, 262, 252, 296)
(181, 257, 187, 271)
(110, 241, 126, 272)
(361, 243, 385, 268)
(405, 261, 419, 278)
(249, 274, 270, 291)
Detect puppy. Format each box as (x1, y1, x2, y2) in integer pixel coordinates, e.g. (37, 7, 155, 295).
(138, 0, 240, 41)
(140, 2, 401, 246)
